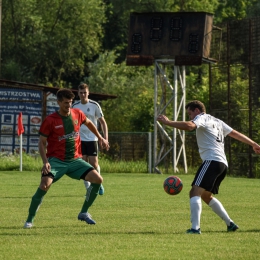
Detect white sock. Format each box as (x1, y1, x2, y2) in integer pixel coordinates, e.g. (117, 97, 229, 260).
(208, 197, 232, 226)
(84, 180, 90, 190)
(190, 196, 202, 230)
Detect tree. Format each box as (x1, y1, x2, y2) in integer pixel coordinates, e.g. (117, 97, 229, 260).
(103, 0, 219, 62)
(214, 0, 258, 23)
(85, 51, 155, 132)
(2, 0, 106, 85)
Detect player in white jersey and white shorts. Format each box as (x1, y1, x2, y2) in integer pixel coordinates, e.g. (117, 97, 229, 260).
(72, 83, 108, 195)
(157, 100, 260, 234)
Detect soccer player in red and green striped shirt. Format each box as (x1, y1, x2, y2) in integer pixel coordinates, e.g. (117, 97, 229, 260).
(24, 89, 109, 228)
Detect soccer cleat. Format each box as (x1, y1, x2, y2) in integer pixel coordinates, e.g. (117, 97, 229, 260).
(186, 228, 201, 234)
(78, 212, 96, 225)
(23, 222, 33, 229)
(99, 184, 105, 195)
(227, 222, 239, 232)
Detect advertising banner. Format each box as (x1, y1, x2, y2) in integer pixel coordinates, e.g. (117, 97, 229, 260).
(0, 88, 43, 154)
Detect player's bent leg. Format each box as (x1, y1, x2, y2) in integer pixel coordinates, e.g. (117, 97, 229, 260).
(85, 169, 103, 184)
(24, 188, 47, 228)
(78, 170, 102, 225)
(24, 189, 46, 228)
(207, 196, 239, 232)
(24, 176, 53, 228)
(89, 157, 104, 196)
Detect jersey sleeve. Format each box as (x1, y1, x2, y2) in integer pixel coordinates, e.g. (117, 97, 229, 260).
(39, 118, 51, 137)
(222, 121, 233, 136)
(95, 103, 104, 119)
(77, 109, 87, 125)
(192, 113, 205, 128)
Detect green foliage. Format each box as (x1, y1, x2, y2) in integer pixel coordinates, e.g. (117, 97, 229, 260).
(2, 0, 106, 84)
(247, 0, 260, 17)
(85, 51, 155, 131)
(2, 171, 260, 259)
(214, 0, 258, 23)
(103, 0, 219, 62)
(2, 0, 260, 148)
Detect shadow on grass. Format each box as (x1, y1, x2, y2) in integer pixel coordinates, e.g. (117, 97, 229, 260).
(2, 226, 260, 236)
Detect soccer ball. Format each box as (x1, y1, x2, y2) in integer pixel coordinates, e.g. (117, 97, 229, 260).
(163, 176, 183, 195)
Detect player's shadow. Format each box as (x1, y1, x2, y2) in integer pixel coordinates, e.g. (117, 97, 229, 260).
(199, 229, 260, 233)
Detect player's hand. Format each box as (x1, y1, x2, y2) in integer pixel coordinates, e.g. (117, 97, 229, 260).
(253, 143, 260, 154)
(41, 162, 51, 175)
(100, 138, 110, 151)
(157, 114, 169, 124)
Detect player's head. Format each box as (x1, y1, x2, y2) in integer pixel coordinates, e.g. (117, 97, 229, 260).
(56, 88, 75, 102)
(78, 83, 89, 91)
(56, 89, 75, 115)
(185, 100, 206, 120)
(78, 83, 89, 103)
(185, 100, 206, 112)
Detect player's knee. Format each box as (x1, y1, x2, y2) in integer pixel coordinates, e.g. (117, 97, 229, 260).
(86, 169, 103, 184)
(95, 172, 103, 184)
(201, 194, 213, 205)
(39, 183, 50, 191)
(39, 177, 52, 191)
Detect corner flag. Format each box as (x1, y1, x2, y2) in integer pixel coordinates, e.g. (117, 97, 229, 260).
(17, 112, 24, 136)
(17, 112, 24, 171)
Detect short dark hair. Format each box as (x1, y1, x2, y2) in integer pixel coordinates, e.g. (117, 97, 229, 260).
(185, 100, 206, 113)
(78, 83, 89, 90)
(56, 89, 75, 101)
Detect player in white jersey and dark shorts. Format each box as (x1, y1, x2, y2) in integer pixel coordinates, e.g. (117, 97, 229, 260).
(72, 83, 108, 195)
(157, 100, 260, 234)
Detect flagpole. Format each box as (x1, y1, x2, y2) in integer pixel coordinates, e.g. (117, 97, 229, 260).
(19, 133, 23, 171)
(18, 112, 24, 172)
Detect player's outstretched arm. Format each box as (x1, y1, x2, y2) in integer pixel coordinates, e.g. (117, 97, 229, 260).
(157, 114, 196, 131)
(228, 130, 260, 154)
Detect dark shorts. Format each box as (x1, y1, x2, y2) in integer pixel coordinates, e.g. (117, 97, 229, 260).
(192, 160, 227, 194)
(45, 157, 94, 183)
(81, 141, 98, 156)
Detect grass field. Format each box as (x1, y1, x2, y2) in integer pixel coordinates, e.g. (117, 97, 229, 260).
(1, 171, 260, 260)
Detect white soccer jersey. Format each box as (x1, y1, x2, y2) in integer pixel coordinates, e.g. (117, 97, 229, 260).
(72, 100, 104, 141)
(192, 113, 233, 166)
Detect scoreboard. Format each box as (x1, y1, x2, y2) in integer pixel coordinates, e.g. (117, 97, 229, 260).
(126, 12, 216, 66)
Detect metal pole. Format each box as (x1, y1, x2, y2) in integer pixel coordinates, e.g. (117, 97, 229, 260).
(173, 66, 178, 172)
(0, 0, 2, 77)
(148, 132, 152, 173)
(182, 66, 187, 173)
(153, 61, 158, 173)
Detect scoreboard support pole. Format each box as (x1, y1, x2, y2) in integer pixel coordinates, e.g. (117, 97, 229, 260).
(153, 59, 187, 174)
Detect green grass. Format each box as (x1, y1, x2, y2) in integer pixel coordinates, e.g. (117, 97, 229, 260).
(1, 172, 260, 259)
(0, 153, 148, 173)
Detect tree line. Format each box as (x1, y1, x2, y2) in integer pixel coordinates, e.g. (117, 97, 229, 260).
(2, 0, 259, 131)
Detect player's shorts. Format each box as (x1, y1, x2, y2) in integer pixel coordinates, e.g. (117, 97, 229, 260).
(45, 157, 94, 183)
(81, 141, 98, 156)
(192, 160, 227, 194)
